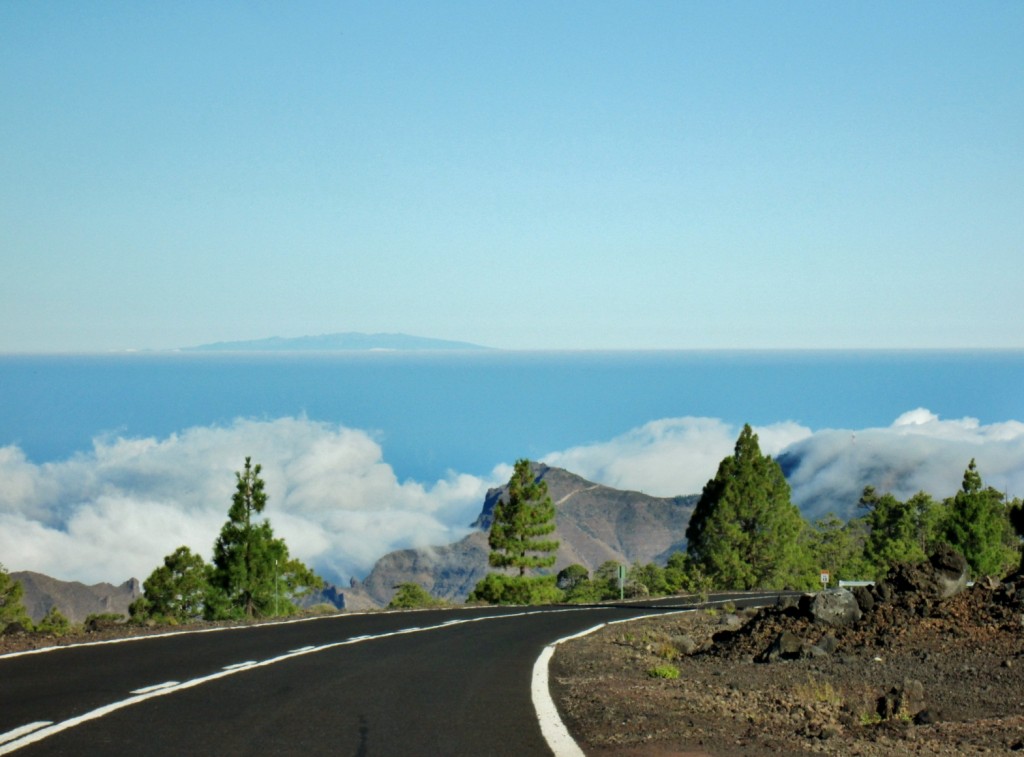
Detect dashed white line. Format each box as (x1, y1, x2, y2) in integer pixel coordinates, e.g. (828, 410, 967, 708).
(0, 607, 584, 755)
(221, 661, 257, 670)
(130, 681, 179, 695)
(0, 611, 361, 661)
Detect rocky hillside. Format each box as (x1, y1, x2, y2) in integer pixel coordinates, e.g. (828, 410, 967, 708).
(355, 464, 697, 606)
(11, 571, 142, 624)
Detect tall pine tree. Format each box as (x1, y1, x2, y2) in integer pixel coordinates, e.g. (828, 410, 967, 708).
(944, 459, 1018, 578)
(208, 457, 320, 618)
(487, 459, 559, 576)
(685, 424, 808, 589)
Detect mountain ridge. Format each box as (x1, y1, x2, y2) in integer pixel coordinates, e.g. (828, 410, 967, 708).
(352, 464, 697, 606)
(11, 571, 142, 624)
(183, 332, 490, 352)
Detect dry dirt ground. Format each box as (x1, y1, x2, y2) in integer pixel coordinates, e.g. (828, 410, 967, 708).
(552, 569, 1024, 756)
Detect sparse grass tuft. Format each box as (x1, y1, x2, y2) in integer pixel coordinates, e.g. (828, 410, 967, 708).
(647, 664, 680, 679)
(792, 675, 842, 707)
(651, 641, 679, 661)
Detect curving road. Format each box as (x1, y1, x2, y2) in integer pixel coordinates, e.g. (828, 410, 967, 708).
(0, 594, 781, 756)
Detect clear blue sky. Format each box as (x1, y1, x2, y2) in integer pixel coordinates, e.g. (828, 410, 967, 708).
(2, 1, 1021, 351)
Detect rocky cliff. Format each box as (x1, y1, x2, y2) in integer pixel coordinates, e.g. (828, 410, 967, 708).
(357, 464, 697, 606)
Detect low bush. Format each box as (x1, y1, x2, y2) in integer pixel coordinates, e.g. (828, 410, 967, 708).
(35, 607, 72, 636)
(467, 574, 563, 605)
(647, 664, 680, 679)
(388, 583, 444, 609)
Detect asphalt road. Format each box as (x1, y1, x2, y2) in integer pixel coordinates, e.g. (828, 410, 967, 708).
(0, 594, 781, 756)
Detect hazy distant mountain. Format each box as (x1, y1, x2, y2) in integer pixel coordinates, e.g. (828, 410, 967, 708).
(11, 571, 142, 624)
(13, 571, 351, 623)
(184, 332, 490, 352)
(355, 464, 697, 606)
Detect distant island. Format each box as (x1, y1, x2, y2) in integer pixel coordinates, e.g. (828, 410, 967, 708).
(183, 332, 491, 352)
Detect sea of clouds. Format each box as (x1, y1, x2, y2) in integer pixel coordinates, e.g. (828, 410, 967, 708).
(2, 409, 1022, 586)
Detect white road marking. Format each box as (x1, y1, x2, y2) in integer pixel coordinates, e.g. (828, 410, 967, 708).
(0, 611, 360, 661)
(0, 607, 584, 755)
(0, 724, 52, 746)
(0, 601, 772, 755)
(222, 661, 257, 670)
(532, 644, 587, 757)
(531, 594, 783, 757)
(130, 681, 179, 695)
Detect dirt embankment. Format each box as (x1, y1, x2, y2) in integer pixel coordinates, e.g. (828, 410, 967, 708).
(552, 549, 1024, 756)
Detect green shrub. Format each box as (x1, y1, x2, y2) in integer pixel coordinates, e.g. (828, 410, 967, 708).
(388, 583, 443, 609)
(647, 664, 680, 679)
(36, 607, 71, 636)
(0, 564, 32, 633)
(467, 574, 563, 605)
(555, 564, 590, 592)
(562, 579, 607, 604)
(629, 562, 668, 595)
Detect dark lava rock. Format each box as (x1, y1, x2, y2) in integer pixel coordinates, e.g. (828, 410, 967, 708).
(852, 584, 875, 613)
(813, 633, 839, 656)
(801, 588, 862, 627)
(929, 543, 970, 598)
(758, 630, 806, 662)
(877, 679, 926, 720)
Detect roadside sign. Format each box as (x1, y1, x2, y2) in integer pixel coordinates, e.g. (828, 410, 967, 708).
(820, 570, 830, 585)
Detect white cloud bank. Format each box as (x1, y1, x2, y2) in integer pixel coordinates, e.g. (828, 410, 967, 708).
(2, 409, 1022, 587)
(541, 417, 813, 496)
(781, 409, 1024, 522)
(0, 418, 493, 586)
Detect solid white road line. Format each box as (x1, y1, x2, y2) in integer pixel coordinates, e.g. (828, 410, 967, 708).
(532, 643, 588, 757)
(0, 724, 52, 747)
(531, 595, 782, 757)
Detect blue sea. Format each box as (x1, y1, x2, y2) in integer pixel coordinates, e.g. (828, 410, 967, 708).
(2, 350, 1022, 482)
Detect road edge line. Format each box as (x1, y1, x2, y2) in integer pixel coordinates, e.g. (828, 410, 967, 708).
(532, 596, 782, 756)
(532, 613, 694, 757)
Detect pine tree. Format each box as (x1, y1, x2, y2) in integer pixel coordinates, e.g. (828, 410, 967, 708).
(1, 563, 32, 632)
(943, 459, 1017, 577)
(859, 486, 928, 577)
(209, 457, 321, 618)
(136, 546, 211, 622)
(487, 459, 559, 576)
(685, 424, 809, 590)
(806, 514, 871, 582)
